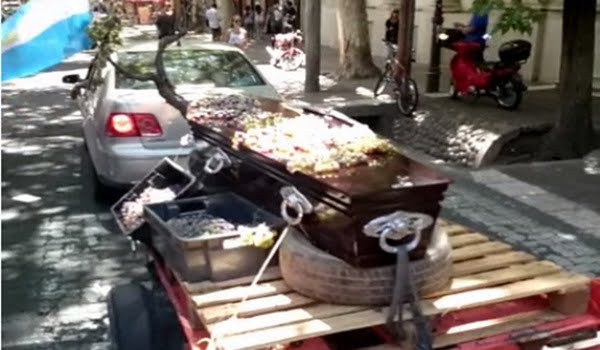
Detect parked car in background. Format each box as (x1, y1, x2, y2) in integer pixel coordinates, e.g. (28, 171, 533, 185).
(63, 40, 281, 200)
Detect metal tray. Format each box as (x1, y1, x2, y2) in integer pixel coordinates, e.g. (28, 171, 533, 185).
(110, 157, 197, 236)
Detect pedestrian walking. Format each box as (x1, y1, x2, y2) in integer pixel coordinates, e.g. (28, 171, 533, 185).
(254, 4, 265, 38)
(243, 5, 254, 37)
(283, 0, 297, 29)
(205, 2, 222, 42)
(265, 3, 283, 35)
(155, 4, 176, 39)
(226, 15, 248, 50)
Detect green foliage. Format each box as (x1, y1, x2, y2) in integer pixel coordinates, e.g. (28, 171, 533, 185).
(471, 0, 550, 35)
(86, 1, 125, 89)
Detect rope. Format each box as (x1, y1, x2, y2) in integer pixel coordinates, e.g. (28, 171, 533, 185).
(195, 225, 293, 350)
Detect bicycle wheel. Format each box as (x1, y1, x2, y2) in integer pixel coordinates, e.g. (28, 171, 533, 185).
(374, 66, 391, 97)
(280, 48, 304, 71)
(396, 78, 419, 116)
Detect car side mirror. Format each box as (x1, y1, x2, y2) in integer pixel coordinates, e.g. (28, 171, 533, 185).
(62, 74, 81, 84)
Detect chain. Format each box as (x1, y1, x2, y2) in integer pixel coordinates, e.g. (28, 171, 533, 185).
(389, 246, 432, 349)
(364, 211, 434, 349)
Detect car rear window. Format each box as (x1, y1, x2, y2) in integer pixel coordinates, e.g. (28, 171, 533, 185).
(115, 49, 266, 89)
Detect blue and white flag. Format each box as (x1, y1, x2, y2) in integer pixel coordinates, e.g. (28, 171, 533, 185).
(1, 0, 93, 82)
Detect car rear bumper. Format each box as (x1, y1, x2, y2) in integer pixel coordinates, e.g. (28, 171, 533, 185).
(95, 145, 193, 188)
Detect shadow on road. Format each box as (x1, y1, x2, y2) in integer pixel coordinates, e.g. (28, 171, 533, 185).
(2, 59, 146, 348)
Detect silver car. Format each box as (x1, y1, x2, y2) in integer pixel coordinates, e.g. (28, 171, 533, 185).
(63, 40, 280, 199)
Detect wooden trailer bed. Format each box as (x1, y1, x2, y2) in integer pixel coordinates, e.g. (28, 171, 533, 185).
(155, 219, 597, 350)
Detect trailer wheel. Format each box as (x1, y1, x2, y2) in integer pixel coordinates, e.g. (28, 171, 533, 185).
(107, 283, 153, 350)
(280, 225, 452, 305)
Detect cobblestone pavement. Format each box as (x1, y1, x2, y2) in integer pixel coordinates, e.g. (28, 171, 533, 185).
(2, 54, 147, 349)
(442, 171, 600, 277)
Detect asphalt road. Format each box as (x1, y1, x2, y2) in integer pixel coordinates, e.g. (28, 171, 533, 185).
(1, 53, 146, 349)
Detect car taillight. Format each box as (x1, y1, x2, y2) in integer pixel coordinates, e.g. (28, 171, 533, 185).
(106, 113, 162, 137)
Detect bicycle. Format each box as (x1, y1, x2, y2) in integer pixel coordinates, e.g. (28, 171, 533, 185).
(373, 40, 419, 116)
(267, 30, 305, 71)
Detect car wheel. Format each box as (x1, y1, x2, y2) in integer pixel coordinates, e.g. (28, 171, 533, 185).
(280, 225, 452, 306)
(80, 144, 110, 202)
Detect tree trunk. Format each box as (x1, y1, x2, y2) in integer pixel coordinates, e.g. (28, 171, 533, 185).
(335, 0, 380, 79)
(304, 0, 321, 92)
(549, 0, 597, 158)
(217, 0, 235, 32)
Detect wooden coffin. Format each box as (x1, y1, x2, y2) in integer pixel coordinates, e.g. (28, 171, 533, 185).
(188, 98, 451, 267)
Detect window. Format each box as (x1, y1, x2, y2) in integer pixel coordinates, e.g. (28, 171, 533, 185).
(115, 49, 266, 89)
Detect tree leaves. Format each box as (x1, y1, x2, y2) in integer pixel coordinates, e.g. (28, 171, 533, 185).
(87, 1, 124, 90)
(85, 0, 192, 116)
(472, 0, 549, 35)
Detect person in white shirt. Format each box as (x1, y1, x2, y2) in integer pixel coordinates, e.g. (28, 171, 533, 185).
(226, 15, 248, 50)
(205, 3, 221, 41)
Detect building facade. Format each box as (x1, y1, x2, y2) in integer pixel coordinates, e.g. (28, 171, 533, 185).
(319, 0, 600, 89)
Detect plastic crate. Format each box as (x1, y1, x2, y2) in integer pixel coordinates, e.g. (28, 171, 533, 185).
(111, 158, 197, 236)
(144, 192, 285, 282)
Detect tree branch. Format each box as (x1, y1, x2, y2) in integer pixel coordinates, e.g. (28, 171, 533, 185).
(106, 55, 157, 81)
(153, 31, 190, 117)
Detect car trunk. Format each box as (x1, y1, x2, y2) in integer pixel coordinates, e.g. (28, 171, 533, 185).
(112, 86, 280, 150)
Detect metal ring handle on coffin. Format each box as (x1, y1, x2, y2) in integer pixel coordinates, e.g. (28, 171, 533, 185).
(379, 227, 421, 254)
(203, 148, 232, 175)
(279, 186, 313, 226)
(363, 211, 434, 253)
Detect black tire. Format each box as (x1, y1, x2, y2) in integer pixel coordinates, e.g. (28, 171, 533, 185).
(449, 82, 459, 100)
(280, 225, 452, 306)
(495, 78, 523, 110)
(396, 78, 419, 116)
(80, 143, 110, 202)
(107, 283, 153, 350)
(374, 67, 391, 97)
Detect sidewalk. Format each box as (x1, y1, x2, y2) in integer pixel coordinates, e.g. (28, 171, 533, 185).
(442, 162, 600, 277)
(240, 37, 600, 167)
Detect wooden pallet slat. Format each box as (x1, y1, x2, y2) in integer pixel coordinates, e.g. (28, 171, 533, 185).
(451, 241, 512, 262)
(432, 310, 564, 348)
(192, 280, 291, 308)
(216, 309, 388, 350)
(444, 224, 471, 236)
(448, 232, 489, 248)
(200, 292, 316, 324)
(452, 251, 537, 276)
(425, 261, 563, 298)
(184, 266, 282, 294)
(208, 304, 368, 337)
(426, 272, 589, 313)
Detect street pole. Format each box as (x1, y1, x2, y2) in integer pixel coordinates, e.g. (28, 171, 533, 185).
(426, 0, 443, 92)
(397, 0, 415, 79)
(304, 0, 320, 92)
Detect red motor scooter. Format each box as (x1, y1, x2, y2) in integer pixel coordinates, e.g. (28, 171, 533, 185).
(439, 28, 531, 110)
